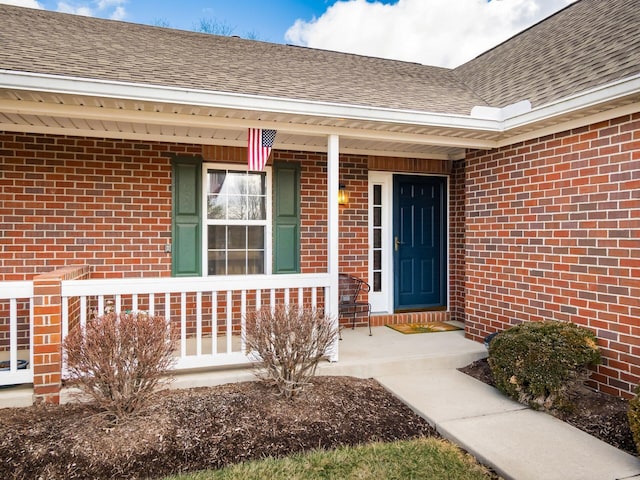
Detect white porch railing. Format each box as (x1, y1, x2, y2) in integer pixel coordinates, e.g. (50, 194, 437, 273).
(0, 281, 34, 386)
(61, 273, 334, 371)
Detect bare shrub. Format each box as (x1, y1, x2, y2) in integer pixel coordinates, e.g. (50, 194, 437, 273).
(63, 312, 177, 418)
(244, 305, 338, 399)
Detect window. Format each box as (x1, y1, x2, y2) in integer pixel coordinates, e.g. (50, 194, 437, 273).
(372, 184, 383, 292)
(205, 167, 270, 275)
(171, 158, 297, 278)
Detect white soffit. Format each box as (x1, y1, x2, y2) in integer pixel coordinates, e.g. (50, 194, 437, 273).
(0, 70, 639, 155)
(0, 70, 499, 133)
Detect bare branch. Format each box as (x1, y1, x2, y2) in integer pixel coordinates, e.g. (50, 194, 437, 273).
(244, 305, 338, 399)
(63, 312, 177, 419)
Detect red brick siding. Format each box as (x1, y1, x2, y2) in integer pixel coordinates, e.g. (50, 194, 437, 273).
(32, 265, 91, 403)
(337, 155, 369, 328)
(337, 155, 369, 279)
(464, 113, 640, 398)
(0, 133, 202, 279)
(294, 151, 329, 274)
(373, 310, 451, 327)
(450, 159, 466, 323)
(0, 134, 363, 280)
(368, 157, 452, 174)
(0, 135, 338, 280)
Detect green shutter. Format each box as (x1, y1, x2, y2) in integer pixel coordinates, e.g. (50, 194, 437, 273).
(273, 161, 300, 273)
(171, 157, 202, 277)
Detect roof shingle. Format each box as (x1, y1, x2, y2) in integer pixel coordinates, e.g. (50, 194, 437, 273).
(453, 0, 640, 108)
(0, 5, 485, 115)
(1, 0, 638, 115)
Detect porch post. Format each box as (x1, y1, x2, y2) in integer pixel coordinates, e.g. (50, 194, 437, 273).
(32, 265, 91, 404)
(32, 273, 63, 404)
(327, 134, 340, 361)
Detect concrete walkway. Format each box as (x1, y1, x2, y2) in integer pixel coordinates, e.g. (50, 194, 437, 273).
(376, 361, 640, 480)
(377, 369, 640, 480)
(323, 326, 640, 479)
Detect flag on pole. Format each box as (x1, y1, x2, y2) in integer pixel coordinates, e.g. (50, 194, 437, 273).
(247, 128, 276, 171)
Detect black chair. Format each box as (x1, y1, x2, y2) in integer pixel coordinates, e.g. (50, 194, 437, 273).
(338, 273, 372, 336)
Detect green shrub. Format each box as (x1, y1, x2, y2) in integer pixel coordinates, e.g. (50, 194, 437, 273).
(244, 305, 338, 399)
(488, 321, 601, 411)
(64, 312, 177, 418)
(629, 386, 640, 455)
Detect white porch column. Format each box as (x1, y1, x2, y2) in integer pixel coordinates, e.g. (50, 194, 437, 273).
(327, 134, 340, 361)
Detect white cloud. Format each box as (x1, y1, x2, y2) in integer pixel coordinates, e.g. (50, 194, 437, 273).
(57, 1, 92, 15)
(285, 0, 577, 68)
(110, 4, 125, 19)
(55, 0, 126, 20)
(0, 0, 43, 8)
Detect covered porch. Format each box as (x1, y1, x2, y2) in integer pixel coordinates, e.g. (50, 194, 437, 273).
(0, 262, 475, 402)
(0, 72, 496, 405)
(0, 60, 575, 406)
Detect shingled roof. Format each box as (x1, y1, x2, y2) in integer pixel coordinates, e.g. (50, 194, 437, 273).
(0, 0, 638, 116)
(454, 0, 640, 108)
(0, 4, 485, 115)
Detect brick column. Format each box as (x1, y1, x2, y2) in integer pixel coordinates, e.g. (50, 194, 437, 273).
(32, 265, 91, 404)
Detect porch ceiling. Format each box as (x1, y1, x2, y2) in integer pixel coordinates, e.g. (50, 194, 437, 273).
(1, 85, 639, 161)
(0, 88, 487, 160)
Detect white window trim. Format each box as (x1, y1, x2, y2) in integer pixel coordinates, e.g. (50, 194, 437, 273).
(201, 163, 273, 276)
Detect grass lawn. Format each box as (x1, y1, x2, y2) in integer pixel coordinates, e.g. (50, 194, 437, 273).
(165, 437, 497, 480)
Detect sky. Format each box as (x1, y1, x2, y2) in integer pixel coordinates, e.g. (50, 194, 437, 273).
(2, 0, 577, 68)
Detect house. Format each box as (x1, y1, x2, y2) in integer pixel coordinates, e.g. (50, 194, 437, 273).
(0, 0, 638, 403)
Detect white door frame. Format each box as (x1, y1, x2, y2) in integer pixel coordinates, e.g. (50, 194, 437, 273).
(368, 172, 394, 313)
(368, 171, 451, 314)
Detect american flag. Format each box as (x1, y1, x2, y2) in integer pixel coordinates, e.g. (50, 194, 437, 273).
(247, 128, 276, 171)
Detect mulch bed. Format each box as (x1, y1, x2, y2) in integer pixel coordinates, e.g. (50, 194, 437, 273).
(0, 377, 436, 479)
(4, 362, 632, 479)
(459, 358, 637, 456)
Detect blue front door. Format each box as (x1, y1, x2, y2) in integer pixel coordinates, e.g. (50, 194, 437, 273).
(393, 175, 447, 310)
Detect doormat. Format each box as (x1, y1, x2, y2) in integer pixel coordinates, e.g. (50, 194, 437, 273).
(386, 322, 462, 334)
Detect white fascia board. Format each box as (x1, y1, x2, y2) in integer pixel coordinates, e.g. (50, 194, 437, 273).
(2, 70, 638, 143)
(471, 100, 532, 121)
(0, 70, 499, 132)
(502, 73, 640, 130)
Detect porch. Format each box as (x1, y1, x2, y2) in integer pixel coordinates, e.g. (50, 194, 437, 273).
(0, 325, 487, 408)
(1, 224, 473, 402)
(0, 267, 337, 402)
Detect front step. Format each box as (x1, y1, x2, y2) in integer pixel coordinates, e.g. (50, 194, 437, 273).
(317, 349, 487, 379)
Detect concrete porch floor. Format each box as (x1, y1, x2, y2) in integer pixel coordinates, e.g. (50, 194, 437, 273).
(171, 323, 486, 391)
(0, 324, 487, 408)
(319, 323, 486, 377)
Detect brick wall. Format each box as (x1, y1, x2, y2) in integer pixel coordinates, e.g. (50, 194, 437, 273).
(296, 151, 330, 274)
(464, 113, 640, 398)
(0, 134, 339, 281)
(33, 264, 91, 403)
(450, 159, 466, 323)
(0, 133, 202, 280)
(337, 155, 369, 280)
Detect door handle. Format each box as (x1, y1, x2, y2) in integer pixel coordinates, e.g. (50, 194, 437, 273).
(394, 236, 404, 251)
